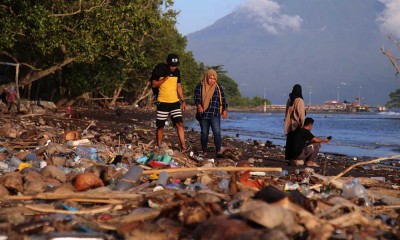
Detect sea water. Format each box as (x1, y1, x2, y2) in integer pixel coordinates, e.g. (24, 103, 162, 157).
(186, 111, 400, 158)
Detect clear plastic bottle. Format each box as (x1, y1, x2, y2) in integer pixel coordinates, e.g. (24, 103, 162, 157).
(114, 166, 143, 191)
(218, 178, 230, 193)
(342, 178, 372, 207)
(75, 145, 98, 161)
(353, 178, 372, 207)
(9, 156, 22, 168)
(342, 180, 355, 199)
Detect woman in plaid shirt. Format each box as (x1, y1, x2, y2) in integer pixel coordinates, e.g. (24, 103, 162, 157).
(194, 69, 228, 157)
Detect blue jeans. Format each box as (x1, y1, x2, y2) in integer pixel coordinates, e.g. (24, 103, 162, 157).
(199, 116, 221, 153)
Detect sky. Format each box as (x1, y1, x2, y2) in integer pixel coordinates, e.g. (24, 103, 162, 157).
(173, 0, 246, 35)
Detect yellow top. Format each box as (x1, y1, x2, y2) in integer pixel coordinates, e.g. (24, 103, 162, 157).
(158, 76, 179, 103)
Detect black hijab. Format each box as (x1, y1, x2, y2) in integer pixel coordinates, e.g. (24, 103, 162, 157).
(288, 84, 303, 106)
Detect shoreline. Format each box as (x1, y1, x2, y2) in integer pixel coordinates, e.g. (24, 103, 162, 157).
(76, 107, 399, 182)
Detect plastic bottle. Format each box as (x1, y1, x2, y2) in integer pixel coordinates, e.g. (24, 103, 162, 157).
(157, 171, 169, 187)
(9, 156, 22, 168)
(186, 182, 207, 191)
(218, 178, 230, 193)
(353, 178, 372, 207)
(342, 180, 355, 199)
(0, 161, 9, 172)
(114, 166, 143, 191)
(75, 145, 98, 161)
(342, 178, 372, 207)
(26, 153, 41, 169)
(280, 170, 288, 177)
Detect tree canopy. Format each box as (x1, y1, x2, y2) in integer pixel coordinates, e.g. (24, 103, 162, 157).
(386, 89, 400, 108)
(0, 0, 269, 108)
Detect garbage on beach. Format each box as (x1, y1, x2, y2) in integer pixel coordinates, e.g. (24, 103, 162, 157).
(0, 107, 399, 239)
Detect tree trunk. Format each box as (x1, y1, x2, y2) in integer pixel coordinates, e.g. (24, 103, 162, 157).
(49, 88, 57, 102)
(35, 82, 41, 102)
(132, 82, 153, 106)
(27, 82, 32, 100)
(110, 86, 123, 106)
(56, 92, 92, 107)
(19, 57, 76, 86)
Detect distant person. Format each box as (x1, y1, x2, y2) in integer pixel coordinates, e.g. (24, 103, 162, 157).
(284, 84, 306, 165)
(150, 53, 187, 151)
(194, 69, 228, 157)
(292, 117, 331, 167)
(6, 86, 17, 113)
(0, 88, 7, 105)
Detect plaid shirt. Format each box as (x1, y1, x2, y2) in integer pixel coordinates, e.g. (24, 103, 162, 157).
(194, 83, 228, 119)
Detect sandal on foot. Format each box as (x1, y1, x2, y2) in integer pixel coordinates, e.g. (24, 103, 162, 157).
(294, 160, 304, 166)
(306, 162, 319, 167)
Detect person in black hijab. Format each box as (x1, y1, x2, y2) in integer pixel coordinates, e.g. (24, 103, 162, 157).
(284, 84, 306, 165)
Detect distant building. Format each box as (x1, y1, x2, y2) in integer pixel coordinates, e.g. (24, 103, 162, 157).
(323, 100, 346, 111)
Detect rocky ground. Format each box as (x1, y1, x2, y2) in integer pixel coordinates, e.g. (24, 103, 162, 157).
(0, 104, 399, 239)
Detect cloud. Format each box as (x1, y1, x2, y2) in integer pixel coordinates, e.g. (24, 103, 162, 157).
(377, 0, 400, 38)
(238, 0, 302, 34)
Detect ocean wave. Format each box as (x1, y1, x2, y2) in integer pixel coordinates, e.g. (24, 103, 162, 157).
(378, 111, 400, 116)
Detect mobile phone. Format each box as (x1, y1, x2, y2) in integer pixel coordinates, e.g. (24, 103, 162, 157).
(327, 136, 332, 140)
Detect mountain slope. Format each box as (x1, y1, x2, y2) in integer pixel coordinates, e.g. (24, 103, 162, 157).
(186, 0, 398, 105)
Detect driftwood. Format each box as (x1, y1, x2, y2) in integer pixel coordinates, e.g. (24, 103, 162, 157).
(332, 154, 400, 180)
(142, 166, 282, 175)
(311, 174, 400, 206)
(1, 191, 142, 201)
(310, 154, 400, 190)
(25, 204, 123, 215)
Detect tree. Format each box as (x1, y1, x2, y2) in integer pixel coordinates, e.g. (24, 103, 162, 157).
(386, 89, 400, 108)
(381, 36, 400, 109)
(0, 0, 185, 105)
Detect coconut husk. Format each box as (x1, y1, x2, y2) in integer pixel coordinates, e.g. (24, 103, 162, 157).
(0, 184, 10, 196)
(73, 173, 104, 192)
(41, 165, 67, 183)
(65, 131, 81, 141)
(50, 156, 66, 167)
(240, 199, 295, 232)
(24, 180, 48, 195)
(0, 172, 23, 193)
(46, 143, 69, 155)
(23, 170, 44, 182)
